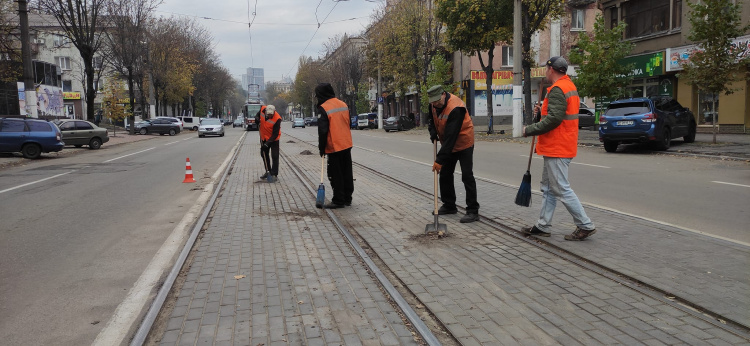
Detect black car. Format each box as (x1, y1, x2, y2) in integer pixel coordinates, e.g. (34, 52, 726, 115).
(137, 118, 181, 136)
(599, 96, 696, 152)
(383, 116, 415, 132)
(304, 117, 317, 126)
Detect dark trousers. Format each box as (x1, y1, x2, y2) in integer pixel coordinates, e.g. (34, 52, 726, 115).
(260, 141, 279, 175)
(439, 146, 479, 214)
(327, 148, 354, 205)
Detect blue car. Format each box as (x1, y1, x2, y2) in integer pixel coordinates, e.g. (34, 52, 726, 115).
(599, 96, 696, 152)
(0, 117, 64, 159)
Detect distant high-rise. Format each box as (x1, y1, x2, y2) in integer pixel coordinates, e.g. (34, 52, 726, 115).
(241, 68, 265, 91)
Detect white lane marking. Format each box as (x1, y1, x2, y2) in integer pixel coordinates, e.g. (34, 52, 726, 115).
(0, 171, 75, 194)
(92, 133, 244, 346)
(403, 139, 429, 144)
(712, 181, 750, 188)
(103, 147, 155, 163)
(521, 155, 610, 168)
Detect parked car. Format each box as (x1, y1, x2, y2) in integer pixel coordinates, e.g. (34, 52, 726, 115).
(198, 118, 224, 137)
(599, 96, 696, 152)
(233, 118, 244, 128)
(222, 118, 233, 126)
(383, 116, 415, 132)
(178, 116, 201, 131)
(357, 113, 378, 130)
(0, 117, 64, 159)
(125, 120, 148, 132)
(53, 119, 109, 149)
(292, 118, 306, 128)
(304, 117, 318, 126)
(137, 118, 181, 136)
(156, 117, 183, 131)
(578, 102, 596, 129)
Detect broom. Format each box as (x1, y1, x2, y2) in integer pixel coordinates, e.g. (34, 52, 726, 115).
(515, 136, 535, 207)
(261, 141, 273, 183)
(315, 156, 325, 208)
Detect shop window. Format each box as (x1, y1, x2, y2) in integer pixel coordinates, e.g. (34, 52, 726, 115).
(571, 9, 585, 31)
(699, 92, 719, 124)
(502, 46, 513, 67)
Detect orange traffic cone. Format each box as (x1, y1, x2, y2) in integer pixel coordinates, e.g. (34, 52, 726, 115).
(182, 158, 196, 183)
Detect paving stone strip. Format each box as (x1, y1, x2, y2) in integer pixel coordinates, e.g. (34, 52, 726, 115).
(155, 138, 419, 346)
(281, 134, 750, 345)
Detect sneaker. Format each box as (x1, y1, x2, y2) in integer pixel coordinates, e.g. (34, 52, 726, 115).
(564, 227, 596, 241)
(460, 213, 479, 223)
(521, 225, 551, 237)
(260, 172, 268, 179)
(433, 205, 458, 215)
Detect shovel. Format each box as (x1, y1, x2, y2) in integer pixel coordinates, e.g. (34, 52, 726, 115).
(315, 156, 325, 208)
(425, 140, 447, 234)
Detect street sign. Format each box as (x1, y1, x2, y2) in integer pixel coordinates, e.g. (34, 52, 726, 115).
(377, 96, 384, 104)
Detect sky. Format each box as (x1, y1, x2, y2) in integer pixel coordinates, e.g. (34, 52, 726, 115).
(154, 0, 383, 83)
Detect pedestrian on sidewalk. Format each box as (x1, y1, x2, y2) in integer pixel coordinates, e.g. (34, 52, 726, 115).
(522, 56, 596, 241)
(426, 85, 480, 223)
(315, 83, 354, 208)
(257, 104, 282, 181)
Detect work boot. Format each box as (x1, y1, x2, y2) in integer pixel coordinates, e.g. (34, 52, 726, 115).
(460, 213, 479, 223)
(260, 172, 268, 179)
(564, 227, 596, 241)
(521, 225, 551, 237)
(433, 205, 458, 215)
(324, 202, 345, 209)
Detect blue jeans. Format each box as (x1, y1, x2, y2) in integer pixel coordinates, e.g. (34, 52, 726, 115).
(536, 157, 595, 231)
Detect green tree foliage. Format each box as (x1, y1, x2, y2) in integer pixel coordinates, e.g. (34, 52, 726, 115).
(436, 0, 513, 132)
(419, 55, 454, 114)
(569, 15, 633, 118)
(355, 82, 371, 114)
(680, 0, 749, 141)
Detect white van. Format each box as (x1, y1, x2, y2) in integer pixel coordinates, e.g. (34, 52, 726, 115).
(357, 113, 369, 130)
(178, 116, 201, 131)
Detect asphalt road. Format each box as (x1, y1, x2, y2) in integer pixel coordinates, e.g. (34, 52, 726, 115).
(0, 128, 244, 345)
(291, 126, 750, 244)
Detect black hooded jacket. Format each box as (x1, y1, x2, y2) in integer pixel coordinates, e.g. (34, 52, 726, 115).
(315, 83, 338, 155)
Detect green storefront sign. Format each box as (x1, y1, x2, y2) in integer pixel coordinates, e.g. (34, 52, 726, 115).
(622, 52, 665, 78)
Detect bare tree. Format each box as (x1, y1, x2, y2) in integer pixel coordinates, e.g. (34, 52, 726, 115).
(0, 0, 22, 85)
(37, 0, 108, 122)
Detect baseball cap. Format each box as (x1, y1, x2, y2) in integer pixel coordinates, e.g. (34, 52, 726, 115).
(546, 56, 568, 74)
(265, 105, 276, 115)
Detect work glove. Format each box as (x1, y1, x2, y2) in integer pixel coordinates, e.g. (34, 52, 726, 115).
(432, 162, 442, 173)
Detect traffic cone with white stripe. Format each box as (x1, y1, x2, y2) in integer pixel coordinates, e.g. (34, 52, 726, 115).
(182, 158, 196, 183)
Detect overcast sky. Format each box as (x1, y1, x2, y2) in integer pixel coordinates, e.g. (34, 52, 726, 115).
(154, 0, 382, 83)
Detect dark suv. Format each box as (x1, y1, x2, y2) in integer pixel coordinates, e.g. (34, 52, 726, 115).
(0, 117, 64, 159)
(599, 96, 696, 152)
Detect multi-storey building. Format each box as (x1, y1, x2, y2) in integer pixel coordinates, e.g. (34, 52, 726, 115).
(600, 0, 750, 132)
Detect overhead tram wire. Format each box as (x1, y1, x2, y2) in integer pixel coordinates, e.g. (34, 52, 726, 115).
(247, 0, 258, 69)
(286, 0, 340, 78)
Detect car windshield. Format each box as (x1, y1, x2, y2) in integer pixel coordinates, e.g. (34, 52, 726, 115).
(202, 118, 222, 125)
(386, 117, 397, 121)
(605, 102, 650, 117)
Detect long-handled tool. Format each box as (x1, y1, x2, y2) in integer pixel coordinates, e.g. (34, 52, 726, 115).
(261, 141, 273, 183)
(315, 156, 325, 208)
(425, 140, 447, 233)
(515, 136, 535, 207)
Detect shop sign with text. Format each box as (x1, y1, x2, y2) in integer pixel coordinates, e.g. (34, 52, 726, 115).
(63, 92, 81, 100)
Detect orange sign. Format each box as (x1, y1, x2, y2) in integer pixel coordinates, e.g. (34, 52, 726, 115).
(63, 92, 81, 99)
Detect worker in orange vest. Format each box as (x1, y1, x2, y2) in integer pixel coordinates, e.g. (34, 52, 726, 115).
(315, 83, 353, 209)
(522, 56, 596, 241)
(257, 104, 282, 182)
(426, 85, 480, 223)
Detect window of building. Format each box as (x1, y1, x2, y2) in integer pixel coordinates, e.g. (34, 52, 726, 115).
(672, 0, 682, 29)
(94, 56, 103, 69)
(620, 0, 683, 38)
(571, 9, 585, 30)
(55, 56, 71, 70)
(502, 46, 513, 67)
(62, 80, 72, 92)
(609, 6, 618, 28)
(53, 35, 69, 47)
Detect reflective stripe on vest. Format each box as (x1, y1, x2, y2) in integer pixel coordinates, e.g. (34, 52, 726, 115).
(537, 75, 579, 158)
(321, 98, 353, 153)
(260, 110, 281, 141)
(431, 93, 474, 152)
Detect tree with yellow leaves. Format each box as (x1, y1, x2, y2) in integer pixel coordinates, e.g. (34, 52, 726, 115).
(103, 79, 128, 136)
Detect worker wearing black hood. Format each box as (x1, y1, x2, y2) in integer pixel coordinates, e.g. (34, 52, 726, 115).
(316, 83, 354, 208)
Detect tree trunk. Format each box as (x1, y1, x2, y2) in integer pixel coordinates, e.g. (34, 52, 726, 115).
(478, 49, 495, 134)
(712, 95, 717, 144)
(127, 68, 136, 135)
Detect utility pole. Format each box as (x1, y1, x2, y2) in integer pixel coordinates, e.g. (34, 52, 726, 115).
(18, 0, 38, 118)
(377, 50, 383, 130)
(512, 0, 523, 137)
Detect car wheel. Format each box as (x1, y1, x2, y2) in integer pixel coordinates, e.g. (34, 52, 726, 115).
(22, 143, 42, 159)
(139, 128, 147, 135)
(192, 126, 198, 131)
(74, 144, 83, 148)
(684, 122, 696, 143)
(89, 137, 102, 150)
(603, 140, 619, 153)
(655, 128, 671, 151)
(220, 133, 224, 137)
(169, 129, 176, 136)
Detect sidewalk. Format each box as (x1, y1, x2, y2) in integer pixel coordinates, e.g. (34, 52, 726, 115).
(149, 132, 750, 345)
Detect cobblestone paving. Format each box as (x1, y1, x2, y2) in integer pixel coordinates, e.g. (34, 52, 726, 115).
(156, 138, 419, 346)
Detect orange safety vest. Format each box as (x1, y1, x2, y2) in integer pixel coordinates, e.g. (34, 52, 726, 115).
(259, 106, 281, 142)
(537, 75, 579, 158)
(431, 93, 474, 152)
(321, 98, 353, 153)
